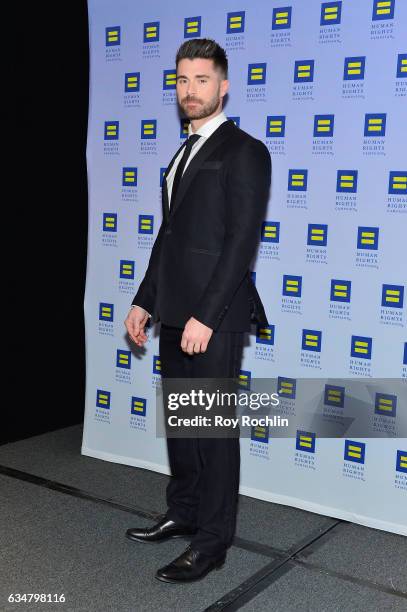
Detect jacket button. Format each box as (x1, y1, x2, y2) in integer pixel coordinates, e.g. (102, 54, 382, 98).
(165, 228, 172, 235)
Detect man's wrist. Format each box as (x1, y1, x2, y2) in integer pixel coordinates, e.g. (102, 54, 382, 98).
(130, 304, 152, 318)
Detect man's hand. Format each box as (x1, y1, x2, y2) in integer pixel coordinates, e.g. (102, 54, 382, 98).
(124, 306, 149, 347)
(181, 317, 213, 355)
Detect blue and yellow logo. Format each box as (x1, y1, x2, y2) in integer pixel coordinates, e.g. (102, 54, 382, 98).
(375, 392, 397, 417)
(99, 303, 114, 322)
(343, 57, 366, 80)
(388, 171, 407, 194)
(153, 355, 161, 374)
(372, 0, 395, 20)
(324, 385, 345, 408)
(160, 168, 167, 187)
(357, 226, 379, 250)
(404, 343, 407, 365)
(125, 72, 140, 92)
(103, 213, 117, 232)
(180, 118, 190, 139)
(307, 224, 328, 247)
(277, 377, 296, 399)
(251, 425, 269, 443)
(320, 2, 342, 25)
(227, 11, 245, 33)
(396, 450, 407, 473)
(143, 22, 159, 42)
(256, 325, 275, 345)
(344, 440, 365, 463)
(163, 69, 177, 90)
(104, 121, 119, 140)
(397, 54, 407, 78)
(266, 116, 285, 137)
(364, 113, 386, 137)
(288, 169, 308, 191)
(330, 279, 351, 303)
(272, 6, 292, 29)
(238, 370, 251, 389)
(313, 115, 334, 137)
(138, 215, 154, 235)
(248, 63, 267, 85)
(116, 349, 131, 369)
(351, 335, 372, 359)
(122, 167, 137, 187)
(141, 119, 157, 139)
(131, 396, 147, 417)
(228, 116, 240, 127)
(296, 430, 316, 453)
(302, 329, 322, 352)
(261, 221, 280, 243)
(119, 260, 135, 279)
(294, 60, 314, 82)
(283, 275, 302, 297)
(336, 170, 358, 193)
(96, 389, 111, 409)
(381, 284, 404, 308)
(106, 26, 120, 46)
(184, 16, 201, 38)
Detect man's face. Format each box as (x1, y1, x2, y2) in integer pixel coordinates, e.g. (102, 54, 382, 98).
(176, 58, 229, 120)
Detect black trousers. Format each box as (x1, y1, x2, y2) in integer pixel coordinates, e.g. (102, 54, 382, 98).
(159, 323, 245, 556)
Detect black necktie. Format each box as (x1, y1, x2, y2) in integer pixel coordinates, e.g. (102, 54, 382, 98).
(170, 133, 201, 207)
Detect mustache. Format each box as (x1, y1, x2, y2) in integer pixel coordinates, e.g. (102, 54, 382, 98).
(182, 96, 203, 104)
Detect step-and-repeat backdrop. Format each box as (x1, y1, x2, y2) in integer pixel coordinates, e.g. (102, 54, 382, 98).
(83, 0, 407, 535)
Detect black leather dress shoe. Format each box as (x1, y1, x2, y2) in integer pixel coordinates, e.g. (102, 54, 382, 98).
(125, 517, 197, 543)
(155, 545, 226, 583)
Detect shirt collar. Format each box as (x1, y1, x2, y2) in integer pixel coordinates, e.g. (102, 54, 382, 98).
(188, 110, 228, 139)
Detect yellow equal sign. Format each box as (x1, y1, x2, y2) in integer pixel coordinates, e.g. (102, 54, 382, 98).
(376, 1, 392, 16)
(254, 426, 267, 439)
(275, 10, 289, 25)
(310, 228, 325, 241)
(353, 340, 369, 355)
(347, 60, 362, 76)
(127, 75, 138, 88)
(291, 173, 305, 186)
(367, 117, 383, 132)
(347, 444, 362, 459)
(263, 224, 277, 239)
(145, 25, 157, 39)
(391, 175, 407, 191)
(239, 373, 249, 387)
(400, 57, 407, 73)
(279, 381, 293, 395)
(133, 399, 145, 413)
(155, 357, 161, 371)
(327, 389, 342, 403)
(258, 327, 272, 341)
(121, 263, 133, 276)
(377, 397, 394, 412)
(323, 5, 338, 20)
(285, 279, 299, 293)
(118, 353, 129, 365)
(299, 434, 313, 449)
(229, 15, 242, 29)
(297, 64, 311, 78)
(186, 20, 199, 34)
(268, 119, 283, 133)
(98, 393, 109, 405)
(124, 170, 136, 183)
(305, 334, 319, 348)
(333, 283, 348, 298)
(250, 67, 264, 80)
(339, 174, 354, 189)
(104, 216, 116, 229)
(106, 124, 117, 136)
(101, 306, 112, 318)
(140, 217, 152, 231)
(399, 454, 407, 469)
(317, 118, 331, 132)
(143, 123, 155, 135)
(385, 288, 401, 304)
(107, 30, 119, 43)
(360, 231, 375, 245)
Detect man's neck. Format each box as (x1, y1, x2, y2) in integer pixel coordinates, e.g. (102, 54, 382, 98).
(190, 107, 223, 133)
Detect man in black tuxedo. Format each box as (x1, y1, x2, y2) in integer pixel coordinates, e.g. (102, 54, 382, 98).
(124, 38, 271, 583)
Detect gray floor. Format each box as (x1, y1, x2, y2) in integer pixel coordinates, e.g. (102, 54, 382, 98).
(0, 425, 406, 611)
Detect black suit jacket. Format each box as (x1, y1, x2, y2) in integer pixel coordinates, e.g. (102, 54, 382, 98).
(131, 119, 271, 332)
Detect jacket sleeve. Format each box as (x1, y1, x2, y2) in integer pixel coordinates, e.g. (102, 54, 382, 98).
(131, 218, 166, 315)
(191, 138, 271, 331)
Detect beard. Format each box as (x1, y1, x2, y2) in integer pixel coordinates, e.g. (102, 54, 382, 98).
(179, 92, 221, 120)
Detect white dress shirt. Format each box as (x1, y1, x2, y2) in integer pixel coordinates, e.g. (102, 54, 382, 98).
(166, 110, 228, 206)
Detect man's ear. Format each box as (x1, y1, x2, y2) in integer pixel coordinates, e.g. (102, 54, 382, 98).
(220, 79, 230, 99)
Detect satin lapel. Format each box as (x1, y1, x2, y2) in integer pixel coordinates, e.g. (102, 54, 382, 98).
(162, 140, 187, 221)
(169, 121, 236, 218)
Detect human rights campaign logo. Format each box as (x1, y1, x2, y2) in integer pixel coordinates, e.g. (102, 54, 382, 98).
(283, 275, 302, 297)
(141, 120, 157, 139)
(227, 12, 245, 33)
(99, 303, 114, 322)
(184, 16, 201, 38)
(153, 355, 161, 375)
(396, 450, 407, 473)
(364, 114, 386, 137)
(96, 389, 111, 409)
(337, 170, 358, 193)
(278, 377, 296, 399)
(382, 284, 404, 308)
(131, 397, 147, 417)
(251, 425, 269, 443)
(116, 349, 131, 369)
(261, 221, 280, 243)
(357, 227, 379, 250)
(397, 54, 407, 78)
(256, 325, 275, 345)
(324, 385, 345, 408)
(122, 167, 137, 187)
(313, 115, 334, 137)
(163, 69, 177, 90)
(372, 0, 395, 20)
(294, 60, 314, 82)
(106, 27, 120, 46)
(238, 370, 251, 389)
(307, 224, 328, 246)
(344, 440, 365, 464)
(344, 57, 366, 80)
(266, 116, 286, 138)
(375, 393, 397, 417)
(125, 72, 140, 93)
(330, 279, 351, 303)
(247, 63, 267, 85)
(104, 121, 119, 140)
(302, 330, 322, 352)
(296, 430, 316, 453)
(138, 215, 154, 235)
(288, 169, 308, 191)
(388, 171, 407, 194)
(143, 22, 159, 42)
(351, 336, 372, 359)
(103, 213, 117, 232)
(320, 2, 342, 25)
(272, 7, 292, 29)
(119, 260, 135, 280)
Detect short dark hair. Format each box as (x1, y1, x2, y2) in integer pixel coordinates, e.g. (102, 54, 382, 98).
(176, 38, 228, 79)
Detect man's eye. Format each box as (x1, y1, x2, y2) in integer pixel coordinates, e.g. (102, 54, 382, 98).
(199, 79, 207, 84)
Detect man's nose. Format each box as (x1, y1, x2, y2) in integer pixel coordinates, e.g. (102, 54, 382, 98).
(186, 81, 197, 96)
